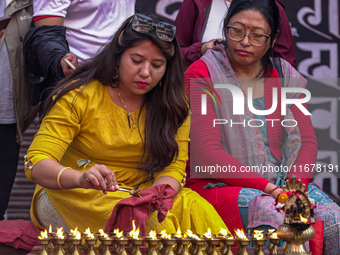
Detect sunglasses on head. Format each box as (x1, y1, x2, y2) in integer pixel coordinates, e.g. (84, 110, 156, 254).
(129, 13, 176, 42)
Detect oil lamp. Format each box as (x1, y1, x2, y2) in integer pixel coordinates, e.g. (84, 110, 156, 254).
(53, 227, 65, 255)
(47, 224, 55, 254)
(160, 230, 176, 255)
(128, 220, 143, 255)
(203, 228, 219, 255)
(253, 230, 266, 255)
(219, 228, 235, 255)
(69, 227, 82, 255)
(145, 230, 159, 255)
(97, 229, 114, 255)
(267, 230, 280, 255)
(37, 229, 49, 255)
(235, 229, 251, 255)
(114, 228, 129, 255)
(83, 228, 97, 255)
(276, 176, 315, 255)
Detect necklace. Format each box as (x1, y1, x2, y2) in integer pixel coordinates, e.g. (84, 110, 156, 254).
(115, 87, 137, 129)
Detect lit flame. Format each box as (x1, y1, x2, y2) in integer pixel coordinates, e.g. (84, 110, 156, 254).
(38, 229, 48, 240)
(56, 227, 64, 239)
(175, 227, 182, 238)
(271, 232, 278, 239)
(48, 224, 52, 233)
(149, 230, 157, 240)
(300, 214, 308, 223)
(160, 230, 171, 239)
(70, 227, 81, 239)
(186, 230, 193, 238)
(183, 234, 188, 238)
(203, 228, 212, 239)
(220, 228, 229, 237)
(114, 229, 123, 238)
(99, 229, 109, 238)
(268, 229, 277, 239)
(235, 229, 248, 240)
(129, 220, 140, 239)
(84, 227, 94, 238)
(253, 230, 264, 240)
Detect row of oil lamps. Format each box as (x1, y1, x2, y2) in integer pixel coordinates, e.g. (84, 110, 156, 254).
(37, 222, 281, 255)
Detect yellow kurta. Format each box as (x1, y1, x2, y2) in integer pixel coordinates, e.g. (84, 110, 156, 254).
(25, 80, 228, 235)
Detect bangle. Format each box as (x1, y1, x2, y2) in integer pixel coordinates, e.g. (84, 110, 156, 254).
(57, 167, 71, 189)
(268, 185, 282, 195)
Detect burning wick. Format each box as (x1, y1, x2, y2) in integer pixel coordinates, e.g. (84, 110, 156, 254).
(48, 224, 53, 234)
(235, 229, 249, 240)
(114, 228, 124, 238)
(84, 227, 95, 238)
(160, 230, 171, 239)
(253, 230, 264, 240)
(300, 214, 308, 223)
(98, 229, 109, 238)
(70, 227, 81, 239)
(129, 220, 140, 239)
(149, 230, 157, 240)
(56, 227, 64, 239)
(268, 229, 278, 239)
(38, 229, 48, 240)
(175, 227, 182, 238)
(203, 228, 212, 239)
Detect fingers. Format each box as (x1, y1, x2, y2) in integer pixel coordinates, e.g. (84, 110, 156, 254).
(61, 53, 78, 76)
(82, 165, 119, 194)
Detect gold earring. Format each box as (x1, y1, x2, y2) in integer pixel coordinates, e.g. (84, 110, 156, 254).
(113, 66, 119, 79)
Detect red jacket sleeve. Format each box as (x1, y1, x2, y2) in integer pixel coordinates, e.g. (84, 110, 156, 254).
(174, 0, 204, 67)
(273, 0, 296, 68)
(186, 60, 270, 191)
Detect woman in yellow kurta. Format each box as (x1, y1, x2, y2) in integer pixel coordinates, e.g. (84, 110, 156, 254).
(25, 13, 228, 235)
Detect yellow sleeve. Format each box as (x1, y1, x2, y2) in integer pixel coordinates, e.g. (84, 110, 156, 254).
(154, 115, 190, 184)
(25, 86, 86, 182)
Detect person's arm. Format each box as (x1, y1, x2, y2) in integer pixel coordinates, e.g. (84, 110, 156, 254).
(273, 0, 296, 68)
(152, 115, 190, 193)
(186, 60, 272, 192)
(25, 87, 119, 194)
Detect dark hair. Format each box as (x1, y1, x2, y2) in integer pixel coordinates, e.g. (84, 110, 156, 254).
(223, 0, 280, 77)
(43, 14, 189, 173)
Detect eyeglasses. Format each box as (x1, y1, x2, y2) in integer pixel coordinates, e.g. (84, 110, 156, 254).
(227, 25, 270, 46)
(129, 13, 176, 42)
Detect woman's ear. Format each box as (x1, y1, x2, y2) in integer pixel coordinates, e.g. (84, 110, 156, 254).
(271, 30, 279, 48)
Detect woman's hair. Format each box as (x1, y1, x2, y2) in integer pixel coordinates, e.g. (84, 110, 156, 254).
(43, 14, 189, 173)
(223, 0, 280, 77)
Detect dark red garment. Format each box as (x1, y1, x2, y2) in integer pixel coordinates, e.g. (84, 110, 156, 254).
(174, 0, 296, 68)
(0, 219, 40, 251)
(104, 184, 177, 237)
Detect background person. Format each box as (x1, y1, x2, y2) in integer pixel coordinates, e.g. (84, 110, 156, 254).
(24, 14, 228, 235)
(175, 0, 296, 68)
(23, 0, 136, 114)
(185, 0, 339, 253)
(0, 0, 37, 221)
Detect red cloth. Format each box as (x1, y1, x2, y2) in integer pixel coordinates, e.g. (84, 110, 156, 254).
(0, 219, 40, 251)
(174, 0, 296, 68)
(104, 184, 177, 237)
(309, 220, 324, 255)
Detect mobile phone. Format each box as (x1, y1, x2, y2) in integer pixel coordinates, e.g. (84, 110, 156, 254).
(0, 15, 11, 30)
